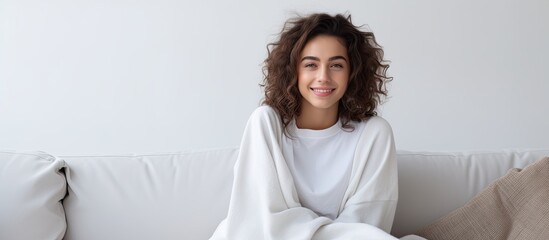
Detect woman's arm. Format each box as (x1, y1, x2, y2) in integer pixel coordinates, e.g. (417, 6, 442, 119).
(210, 106, 330, 239)
(334, 116, 398, 232)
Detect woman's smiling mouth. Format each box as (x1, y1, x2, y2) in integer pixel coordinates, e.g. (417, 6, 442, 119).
(311, 88, 335, 96)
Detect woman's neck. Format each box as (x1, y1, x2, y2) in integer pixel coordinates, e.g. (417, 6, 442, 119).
(296, 105, 339, 130)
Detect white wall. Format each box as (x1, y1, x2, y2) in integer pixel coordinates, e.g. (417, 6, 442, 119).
(1, 0, 548, 155)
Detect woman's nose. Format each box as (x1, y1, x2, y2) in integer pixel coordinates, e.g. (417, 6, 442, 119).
(316, 66, 331, 82)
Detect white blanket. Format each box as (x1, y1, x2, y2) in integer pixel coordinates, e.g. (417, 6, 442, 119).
(210, 106, 399, 240)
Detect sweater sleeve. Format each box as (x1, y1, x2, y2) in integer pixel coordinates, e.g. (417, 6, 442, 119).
(332, 117, 399, 233)
(210, 107, 398, 240)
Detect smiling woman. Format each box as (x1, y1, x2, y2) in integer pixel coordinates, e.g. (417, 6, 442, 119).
(210, 13, 422, 240)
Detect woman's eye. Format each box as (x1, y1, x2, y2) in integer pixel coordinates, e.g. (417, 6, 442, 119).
(331, 64, 344, 69)
(304, 63, 316, 68)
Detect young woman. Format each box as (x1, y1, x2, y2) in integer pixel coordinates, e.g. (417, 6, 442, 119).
(211, 13, 407, 239)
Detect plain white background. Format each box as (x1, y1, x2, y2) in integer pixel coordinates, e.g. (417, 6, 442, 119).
(1, 0, 548, 155)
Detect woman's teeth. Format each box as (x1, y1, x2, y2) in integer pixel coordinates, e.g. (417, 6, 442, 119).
(312, 88, 333, 93)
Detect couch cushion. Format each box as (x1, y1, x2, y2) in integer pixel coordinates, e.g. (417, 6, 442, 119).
(0, 151, 67, 240)
(392, 149, 549, 237)
(61, 148, 238, 240)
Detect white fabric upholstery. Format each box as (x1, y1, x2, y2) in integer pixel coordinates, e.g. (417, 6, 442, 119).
(0, 151, 66, 240)
(61, 149, 237, 240)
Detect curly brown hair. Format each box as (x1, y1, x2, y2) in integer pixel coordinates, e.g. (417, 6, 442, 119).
(261, 13, 392, 132)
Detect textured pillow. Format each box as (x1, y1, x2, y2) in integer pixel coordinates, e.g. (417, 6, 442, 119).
(0, 151, 67, 240)
(416, 157, 549, 240)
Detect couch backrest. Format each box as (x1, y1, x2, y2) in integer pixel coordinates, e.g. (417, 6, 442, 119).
(61, 148, 549, 239)
(61, 148, 238, 240)
(2, 148, 549, 240)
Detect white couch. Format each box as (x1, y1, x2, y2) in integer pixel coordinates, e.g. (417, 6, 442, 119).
(1, 148, 548, 240)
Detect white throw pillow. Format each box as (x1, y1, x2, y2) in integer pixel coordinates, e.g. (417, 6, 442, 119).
(0, 151, 67, 240)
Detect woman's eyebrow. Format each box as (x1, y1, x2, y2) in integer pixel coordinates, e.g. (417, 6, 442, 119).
(300, 56, 348, 62)
(301, 56, 320, 62)
(328, 56, 347, 62)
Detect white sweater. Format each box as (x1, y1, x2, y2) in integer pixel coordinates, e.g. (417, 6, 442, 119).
(210, 106, 399, 240)
(282, 118, 364, 220)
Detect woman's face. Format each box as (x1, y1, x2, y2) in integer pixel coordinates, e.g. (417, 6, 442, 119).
(297, 35, 350, 114)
